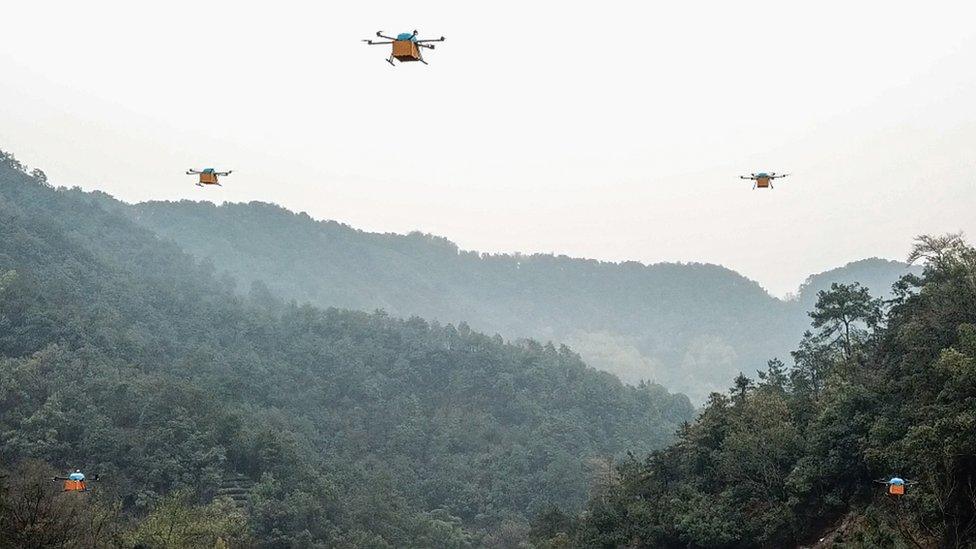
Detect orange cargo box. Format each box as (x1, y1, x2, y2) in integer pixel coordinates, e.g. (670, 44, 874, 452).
(889, 484, 905, 496)
(392, 40, 421, 61)
(199, 172, 218, 184)
(64, 479, 86, 492)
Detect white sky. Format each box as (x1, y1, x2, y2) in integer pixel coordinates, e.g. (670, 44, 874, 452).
(2, 1, 975, 296)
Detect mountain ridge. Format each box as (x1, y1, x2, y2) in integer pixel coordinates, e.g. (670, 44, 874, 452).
(110, 198, 918, 400)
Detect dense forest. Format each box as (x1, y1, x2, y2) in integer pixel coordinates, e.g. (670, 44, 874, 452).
(4, 149, 969, 548)
(99, 199, 917, 402)
(0, 151, 694, 546)
(532, 235, 976, 548)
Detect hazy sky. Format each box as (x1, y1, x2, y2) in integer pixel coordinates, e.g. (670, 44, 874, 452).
(2, 1, 975, 296)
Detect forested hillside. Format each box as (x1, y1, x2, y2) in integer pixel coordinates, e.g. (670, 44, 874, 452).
(111, 199, 916, 401)
(537, 234, 976, 548)
(0, 151, 693, 546)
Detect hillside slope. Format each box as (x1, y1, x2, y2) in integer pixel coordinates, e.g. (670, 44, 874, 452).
(552, 238, 976, 548)
(115, 199, 916, 400)
(0, 152, 693, 546)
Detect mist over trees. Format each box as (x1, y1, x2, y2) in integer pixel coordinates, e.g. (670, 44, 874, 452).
(107, 199, 917, 402)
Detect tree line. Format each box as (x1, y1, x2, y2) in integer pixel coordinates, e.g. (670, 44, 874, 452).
(533, 234, 976, 548)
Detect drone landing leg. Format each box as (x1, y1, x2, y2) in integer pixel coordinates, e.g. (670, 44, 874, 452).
(420, 58, 428, 65)
(387, 57, 395, 66)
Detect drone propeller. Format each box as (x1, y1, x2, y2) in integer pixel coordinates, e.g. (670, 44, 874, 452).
(875, 477, 915, 484)
(416, 36, 446, 43)
(53, 472, 99, 481)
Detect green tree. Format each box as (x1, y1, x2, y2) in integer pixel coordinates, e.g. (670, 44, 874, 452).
(908, 232, 976, 294)
(0, 461, 123, 548)
(0, 270, 14, 293)
(124, 491, 250, 548)
(565, 234, 976, 548)
(756, 358, 788, 392)
(809, 282, 882, 359)
(730, 372, 755, 402)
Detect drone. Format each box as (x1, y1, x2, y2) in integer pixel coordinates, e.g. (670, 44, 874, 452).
(187, 168, 232, 187)
(739, 172, 789, 189)
(363, 30, 445, 66)
(875, 477, 915, 497)
(53, 469, 99, 493)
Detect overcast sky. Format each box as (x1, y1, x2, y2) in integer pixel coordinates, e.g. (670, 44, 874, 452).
(2, 1, 975, 296)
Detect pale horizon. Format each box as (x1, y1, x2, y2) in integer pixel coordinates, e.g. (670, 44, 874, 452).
(3, 0, 974, 296)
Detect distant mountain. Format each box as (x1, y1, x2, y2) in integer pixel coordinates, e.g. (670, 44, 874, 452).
(105, 199, 917, 401)
(795, 257, 921, 306)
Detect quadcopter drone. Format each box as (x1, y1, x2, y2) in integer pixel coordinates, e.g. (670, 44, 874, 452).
(363, 30, 446, 65)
